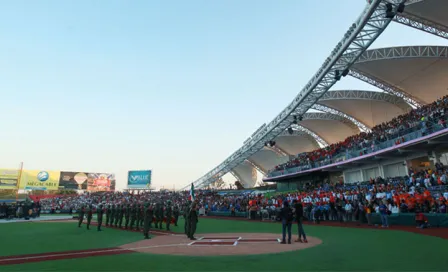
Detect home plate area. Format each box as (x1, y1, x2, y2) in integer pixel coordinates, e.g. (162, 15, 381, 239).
(120, 233, 322, 256)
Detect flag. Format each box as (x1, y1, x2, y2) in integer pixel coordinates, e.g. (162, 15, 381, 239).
(189, 183, 195, 201)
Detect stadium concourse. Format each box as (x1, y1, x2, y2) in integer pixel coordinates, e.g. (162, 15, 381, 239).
(184, 0, 448, 191)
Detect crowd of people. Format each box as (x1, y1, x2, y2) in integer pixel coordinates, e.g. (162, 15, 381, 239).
(271, 95, 448, 175)
(1, 164, 446, 231)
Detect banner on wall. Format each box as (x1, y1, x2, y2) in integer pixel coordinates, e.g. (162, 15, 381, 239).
(127, 170, 152, 189)
(0, 169, 20, 189)
(20, 170, 61, 190)
(59, 171, 89, 190)
(87, 173, 116, 192)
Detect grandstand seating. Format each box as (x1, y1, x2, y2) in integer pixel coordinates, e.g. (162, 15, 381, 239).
(268, 95, 448, 177)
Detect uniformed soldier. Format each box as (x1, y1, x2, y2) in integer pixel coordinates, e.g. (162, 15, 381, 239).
(143, 202, 153, 239)
(105, 204, 111, 226)
(110, 204, 116, 227)
(117, 204, 124, 228)
(114, 204, 120, 227)
(124, 203, 131, 229)
(86, 204, 93, 230)
(183, 202, 191, 236)
(154, 202, 162, 229)
(97, 204, 104, 231)
(173, 204, 180, 227)
(135, 204, 142, 231)
(188, 202, 198, 240)
(165, 200, 173, 231)
(78, 204, 85, 228)
(130, 203, 137, 230)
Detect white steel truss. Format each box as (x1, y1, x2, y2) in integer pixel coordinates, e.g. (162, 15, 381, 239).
(394, 14, 448, 40)
(182, 0, 398, 190)
(264, 145, 290, 156)
(351, 45, 448, 108)
(290, 125, 328, 147)
(311, 103, 372, 132)
(319, 90, 411, 112)
(301, 111, 359, 132)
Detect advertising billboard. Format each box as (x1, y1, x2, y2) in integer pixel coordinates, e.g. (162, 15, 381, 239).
(59, 171, 89, 190)
(87, 173, 116, 192)
(19, 170, 61, 191)
(127, 170, 152, 189)
(0, 169, 20, 189)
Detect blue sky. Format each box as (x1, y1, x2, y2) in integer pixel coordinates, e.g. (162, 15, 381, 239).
(0, 0, 444, 190)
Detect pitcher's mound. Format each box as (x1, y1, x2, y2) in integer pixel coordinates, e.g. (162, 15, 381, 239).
(119, 232, 322, 256)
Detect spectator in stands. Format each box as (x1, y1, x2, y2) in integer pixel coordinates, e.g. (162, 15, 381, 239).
(379, 199, 389, 228)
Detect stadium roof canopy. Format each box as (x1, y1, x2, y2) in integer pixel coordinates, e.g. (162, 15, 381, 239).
(184, 1, 448, 190)
(350, 45, 448, 107)
(393, 0, 448, 40)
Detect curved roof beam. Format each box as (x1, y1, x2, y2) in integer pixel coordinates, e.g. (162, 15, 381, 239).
(263, 145, 290, 156)
(319, 90, 411, 112)
(352, 46, 448, 107)
(290, 125, 328, 147)
(311, 103, 372, 132)
(245, 159, 267, 176)
(183, 1, 396, 190)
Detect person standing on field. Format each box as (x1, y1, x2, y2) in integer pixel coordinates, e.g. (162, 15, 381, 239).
(143, 202, 152, 239)
(188, 202, 199, 240)
(184, 202, 190, 236)
(78, 204, 85, 228)
(293, 200, 307, 243)
(280, 201, 293, 244)
(97, 204, 104, 231)
(86, 204, 93, 230)
(105, 204, 111, 227)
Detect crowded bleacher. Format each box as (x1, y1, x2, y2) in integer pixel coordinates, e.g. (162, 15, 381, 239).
(270, 95, 448, 176)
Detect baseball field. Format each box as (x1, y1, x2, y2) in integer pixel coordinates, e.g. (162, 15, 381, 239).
(1, 217, 447, 271)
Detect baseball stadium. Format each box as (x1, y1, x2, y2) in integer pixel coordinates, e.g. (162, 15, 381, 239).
(1, 0, 448, 271)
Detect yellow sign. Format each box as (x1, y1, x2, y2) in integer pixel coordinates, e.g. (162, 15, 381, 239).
(19, 170, 61, 190)
(0, 169, 20, 190)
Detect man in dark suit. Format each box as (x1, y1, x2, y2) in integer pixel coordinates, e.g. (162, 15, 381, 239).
(280, 201, 293, 244)
(293, 199, 307, 243)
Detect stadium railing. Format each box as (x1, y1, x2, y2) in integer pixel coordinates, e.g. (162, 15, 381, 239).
(268, 114, 448, 178)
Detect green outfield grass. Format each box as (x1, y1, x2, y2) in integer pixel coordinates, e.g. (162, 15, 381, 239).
(2, 218, 447, 271)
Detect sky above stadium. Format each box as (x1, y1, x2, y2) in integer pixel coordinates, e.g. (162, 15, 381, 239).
(0, 0, 444, 190)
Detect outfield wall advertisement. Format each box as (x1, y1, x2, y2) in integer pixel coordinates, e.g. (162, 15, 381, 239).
(0, 169, 20, 189)
(19, 170, 61, 191)
(59, 171, 116, 191)
(127, 170, 151, 188)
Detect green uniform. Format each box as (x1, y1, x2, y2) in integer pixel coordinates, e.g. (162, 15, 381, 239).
(130, 204, 137, 230)
(143, 204, 153, 239)
(117, 205, 124, 228)
(124, 204, 131, 229)
(105, 205, 111, 226)
(173, 205, 179, 226)
(78, 206, 85, 228)
(110, 205, 116, 227)
(114, 205, 120, 227)
(135, 205, 142, 231)
(97, 205, 104, 231)
(183, 204, 190, 236)
(154, 203, 163, 229)
(85, 206, 93, 230)
(165, 203, 173, 231)
(187, 204, 198, 239)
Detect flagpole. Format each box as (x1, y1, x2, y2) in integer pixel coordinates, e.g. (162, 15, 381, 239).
(15, 162, 24, 202)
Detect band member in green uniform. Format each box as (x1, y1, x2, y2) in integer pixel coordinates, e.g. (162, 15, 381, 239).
(183, 202, 190, 236)
(110, 204, 116, 227)
(154, 202, 162, 229)
(135, 204, 142, 231)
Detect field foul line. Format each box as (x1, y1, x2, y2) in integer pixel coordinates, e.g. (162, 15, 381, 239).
(0, 244, 186, 263)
